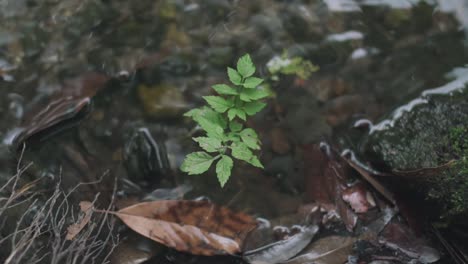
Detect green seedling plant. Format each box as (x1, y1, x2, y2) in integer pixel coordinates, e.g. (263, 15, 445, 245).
(181, 54, 270, 187)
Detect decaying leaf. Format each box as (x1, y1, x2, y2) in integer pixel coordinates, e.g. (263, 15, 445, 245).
(112, 200, 257, 256)
(12, 72, 110, 148)
(342, 182, 376, 213)
(66, 201, 94, 240)
(243, 225, 319, 264)
(381, 222, 440, 263)
(303, 143, 358, 231)
(341, 149, 396, 205)
(283, 235, 357, 264)
(303, 144, 335, 205)
(393, 160, 456, 177)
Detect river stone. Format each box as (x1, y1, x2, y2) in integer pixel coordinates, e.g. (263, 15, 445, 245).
(364, 84, 467, 170)
(360, 76, 468, 216)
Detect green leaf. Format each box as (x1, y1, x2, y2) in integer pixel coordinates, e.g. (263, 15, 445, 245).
(231, 142, 253, 162)
(239, 89, 270, 102)
(184, 107, 202, 118)
(243, 77, 263, 89)
(243, 101, 267, 116)
(181, 152, 216, 175)
(239, 92, 252, 102)
(228, 108, 246, 121)
(203, 96, 233, 113)
(226, 133, 241, 142)
(229, 121, 243, 132)
(191, 107, 226, 140)
(227, 67, 242, 85)
(237, 54, 255, 78)
(240, 128, 260, 150)
(212, 84, 238, 95)
(216, 155, 233, 187)
(247, 155, 264, 169)
(193, 137, 222, 152)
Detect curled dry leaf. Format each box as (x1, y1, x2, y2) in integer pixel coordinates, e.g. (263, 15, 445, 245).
(66, 201, 94, 240)
(113, 200, 257, 256)
(392, 160, 456, 177)
(283, 235, 357, 264)
(12, 72, 109, 148)
(243, 225, 319, 264)
(341, 149, 396, 205)
(381, 222, 440, 263)
(342, 182, 376, 213)
(303, 143, 358, 231)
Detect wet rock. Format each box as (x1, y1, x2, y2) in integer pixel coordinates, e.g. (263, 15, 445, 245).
(365, 91, 467, 170)
(279, 90, 331, 145)
(123, 128, 171, 188)
(160, 23, 191, 49)
(324, 94, 368, 127)
(360, 79, 468, 215)
(137, 83, 189, 119)
(270, 127, 291, 155)
(109, 234, 163, 264)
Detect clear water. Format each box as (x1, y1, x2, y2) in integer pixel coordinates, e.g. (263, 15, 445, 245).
(0, 0, 467, 263)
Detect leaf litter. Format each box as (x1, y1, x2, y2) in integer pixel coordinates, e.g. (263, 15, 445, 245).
(67, 199, 257, 256)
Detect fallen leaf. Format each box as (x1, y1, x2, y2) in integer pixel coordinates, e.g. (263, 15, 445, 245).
(303, 143, 358, 231)
(380, 223, 440, 263)
(112, 200, 257, 256)
(12, 72, 109, 148)
(302, 144, 335, 205)
(342, 182, 376, 213)
(283, 235, 357, 264)
(243, 225, 319, 264)
(66, 201, 94, 240)
(393, 160, 456, 177)
(341, 149, 396, 205)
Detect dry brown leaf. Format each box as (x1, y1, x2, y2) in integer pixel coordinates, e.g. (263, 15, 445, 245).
(341, 150, 396, 205)
(13, 73, 109, 148)
(284, 235, 356, 264)
(342, 182, 376, 213)
(393, 160, 456, 177)
(66, 201, 94, 240)
(112, 200, 258, 256)
(303, 143, 358, 231)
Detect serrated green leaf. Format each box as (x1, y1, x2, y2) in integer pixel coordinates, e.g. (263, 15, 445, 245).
(229, 121, 243, 132)
(216, 155, 233, 187)
(240, 128, 260, 150)
(212, 84, 238, 95)
(239, 92, 252, 102)
(191, 107, 226, 140)
(231, 142, 253, 162)
(226, 134, 241, 142)
(193, 137, 222, 152)
(181, 152, 216, 175)
(203, 96, 233, 113)
(237, 54, 255, 78)
(243, 101, 266, 116)
(227, 67, 242, 85)
(228, 108, 246, 121)
(247, 155, 264, 168)
(243, 77, 263, 89)
(184, 107, 202, 118)
(239, 89, 271, 102)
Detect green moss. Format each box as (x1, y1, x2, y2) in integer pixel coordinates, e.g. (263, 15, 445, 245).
(428, 125, 468, 216)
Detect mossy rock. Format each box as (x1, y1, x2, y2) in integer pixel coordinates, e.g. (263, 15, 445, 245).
(361, 84, 468, 217)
